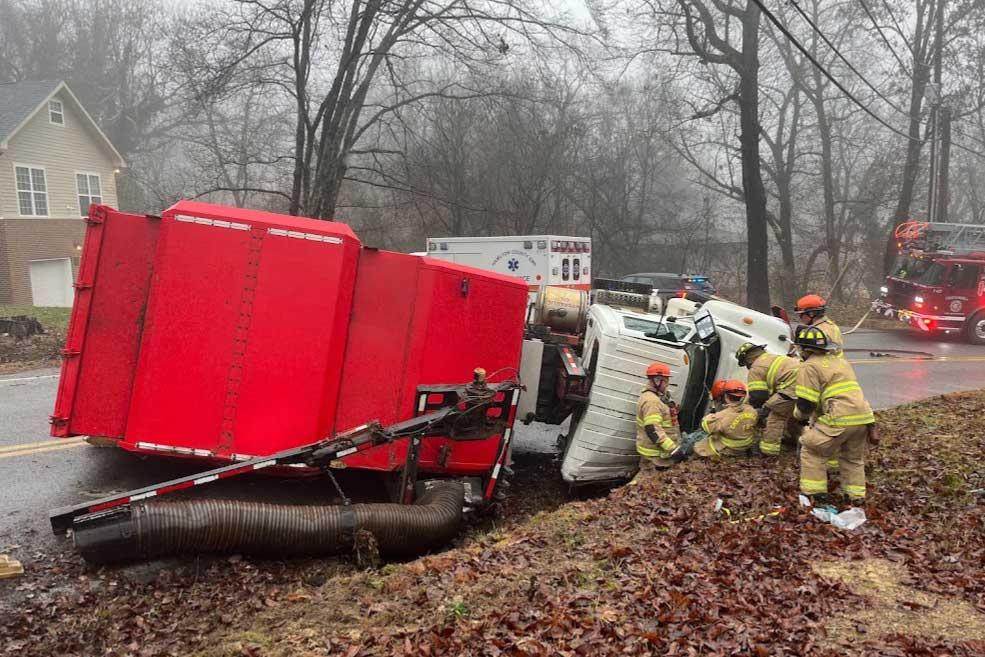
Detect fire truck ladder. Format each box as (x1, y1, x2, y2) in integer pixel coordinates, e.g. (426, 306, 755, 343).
(901, 221, 985, 254)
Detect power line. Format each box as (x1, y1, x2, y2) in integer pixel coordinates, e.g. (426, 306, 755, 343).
(788, 0, 910, 118)
(752, 0, 917, 141)
(750, 0, 985, 161)
(878, 0, 916, 58)
(857, 0, 911, 76)
(949, 122, 985, 151)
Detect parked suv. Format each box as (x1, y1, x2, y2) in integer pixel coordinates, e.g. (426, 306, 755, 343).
(620, 272, 717, 301)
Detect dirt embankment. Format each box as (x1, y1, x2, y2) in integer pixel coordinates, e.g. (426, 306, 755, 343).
(1, 392, 983, 657)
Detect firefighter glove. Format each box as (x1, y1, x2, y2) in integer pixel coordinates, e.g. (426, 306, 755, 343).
(756, 406, 770, 428)
(867, 424, 881, 447)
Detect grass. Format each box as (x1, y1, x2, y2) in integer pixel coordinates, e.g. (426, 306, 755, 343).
(0, 304, 72, 332)
(0, 305, 71, 372)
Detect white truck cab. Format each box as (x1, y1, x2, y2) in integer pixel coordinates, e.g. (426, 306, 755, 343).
(520, 281, 792, 485)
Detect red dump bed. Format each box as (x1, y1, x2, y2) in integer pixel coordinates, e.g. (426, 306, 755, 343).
(52, 202, 527, 474)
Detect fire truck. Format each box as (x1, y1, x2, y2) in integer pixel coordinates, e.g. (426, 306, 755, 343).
(49, 202, 789, 563)
(872, 221, 985, 344)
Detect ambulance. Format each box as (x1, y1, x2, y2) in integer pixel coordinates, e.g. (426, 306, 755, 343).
(425, 236, 591, 295)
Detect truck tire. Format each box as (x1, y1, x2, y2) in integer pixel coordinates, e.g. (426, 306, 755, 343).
(967, 311, 985, 345)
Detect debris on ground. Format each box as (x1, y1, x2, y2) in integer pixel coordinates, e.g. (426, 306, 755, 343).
(1, 391, 984, 657)
(0, 555, 23, 579)
(0, 316, 44, 339)
(0, 306, 69, 373)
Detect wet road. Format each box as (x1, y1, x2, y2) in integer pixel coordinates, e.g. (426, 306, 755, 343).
(2, 328, 984, 555)
(842, 328, 985, 409)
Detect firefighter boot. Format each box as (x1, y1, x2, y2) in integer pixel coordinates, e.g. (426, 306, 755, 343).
(839, 493, 865, 508)
(807, 493, 832, 507)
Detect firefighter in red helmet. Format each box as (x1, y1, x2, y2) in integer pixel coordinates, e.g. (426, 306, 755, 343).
(794, 294, 843, 354)
(794, 293, 845, 470)
(636, 361, 681, 469)
(686, 380, 758, 459)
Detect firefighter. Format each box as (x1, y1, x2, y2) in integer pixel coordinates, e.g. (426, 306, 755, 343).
(792, 325, 875, 507)
(736, 342, 799, 456)
(794, 294, 843, 354)
(687, 380, 757, 459)
(636, 362, 681, 469)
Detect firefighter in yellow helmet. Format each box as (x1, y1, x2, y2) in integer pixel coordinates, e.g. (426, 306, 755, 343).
(794, 294, 843, 354)
(687, 380, 757, 458)
(792, 325, 876, 507)
(736, 342, 799, 456)
(636, 361, 681, 469)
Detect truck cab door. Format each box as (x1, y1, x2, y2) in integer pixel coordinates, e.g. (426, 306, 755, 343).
(946, 263, 981, 316)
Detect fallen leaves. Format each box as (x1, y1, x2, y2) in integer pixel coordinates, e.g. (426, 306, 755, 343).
(1, 392, 984, 656)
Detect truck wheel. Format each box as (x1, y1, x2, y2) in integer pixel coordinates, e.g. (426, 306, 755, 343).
(967, 311, 985, 345)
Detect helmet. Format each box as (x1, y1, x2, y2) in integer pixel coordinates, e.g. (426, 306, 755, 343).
(793, 325, 835, 352)
(735, 342, 766, 367)
(711, 379, 746, 400)
(645, 362, 671, 378)
(794, 294, 827, 317)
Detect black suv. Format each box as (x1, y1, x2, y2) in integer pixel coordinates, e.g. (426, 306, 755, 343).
(620, 272, 717, 301)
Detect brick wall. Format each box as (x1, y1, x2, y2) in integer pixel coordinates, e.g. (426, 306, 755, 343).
(0, 218, 84, 304)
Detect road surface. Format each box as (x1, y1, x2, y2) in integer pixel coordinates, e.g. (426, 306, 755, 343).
(2, 328, 984, 556)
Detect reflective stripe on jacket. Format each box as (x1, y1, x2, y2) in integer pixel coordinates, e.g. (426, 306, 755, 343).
(636, 388, 680, 457)
(700, 402, 757, 451)
(794, 353, 874, 429)
(813, 316, 844, 354)
(747, 352, 798, 396)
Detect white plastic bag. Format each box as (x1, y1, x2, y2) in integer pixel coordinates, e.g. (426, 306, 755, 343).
(830, 507, 867, 530)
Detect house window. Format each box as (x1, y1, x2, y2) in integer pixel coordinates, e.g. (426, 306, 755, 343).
(48, 100, 64, 125)
(15, 165, 49, 216)
(76, 173, 102, 216)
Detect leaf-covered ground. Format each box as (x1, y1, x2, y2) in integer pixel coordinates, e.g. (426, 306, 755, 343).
(0, 305, 70, 373)
(2, 392, 983, 657)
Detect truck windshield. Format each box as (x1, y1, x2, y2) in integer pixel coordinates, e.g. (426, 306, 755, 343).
(892, 255, 932, 279)
(917, 262, 946, 286)
(623, 316, 692, 342)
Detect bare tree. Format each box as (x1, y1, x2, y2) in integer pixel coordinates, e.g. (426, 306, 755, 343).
(641, 0, 771, 311)
(172, 0, 584, 220)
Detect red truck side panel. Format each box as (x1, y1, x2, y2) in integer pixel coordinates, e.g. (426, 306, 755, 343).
(50, 206, 160, 438)
(52, 201, 526, 482)
(336, 254, 528, 473)
(121, 201, 360, 458)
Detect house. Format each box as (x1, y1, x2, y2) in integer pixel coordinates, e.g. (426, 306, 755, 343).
(0, 80, 125, 306)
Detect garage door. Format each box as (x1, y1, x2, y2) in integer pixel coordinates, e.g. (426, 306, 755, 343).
(29, 258, 74, 307)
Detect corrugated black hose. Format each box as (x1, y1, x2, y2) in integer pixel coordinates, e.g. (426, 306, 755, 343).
(73, 481, 464, 564)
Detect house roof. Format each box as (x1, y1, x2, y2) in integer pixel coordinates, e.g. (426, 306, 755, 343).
(0, 79, 126, 167)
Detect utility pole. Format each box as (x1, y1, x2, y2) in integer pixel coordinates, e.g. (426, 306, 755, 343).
(937, 107, 951, 223)
(927, 0, 945, 224)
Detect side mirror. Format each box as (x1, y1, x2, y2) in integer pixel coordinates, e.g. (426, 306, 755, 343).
(771, 305, 791, 325)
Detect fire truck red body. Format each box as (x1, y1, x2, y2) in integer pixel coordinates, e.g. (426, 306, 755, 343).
(51, 201, 528, 485)
(872, 221, 985, 344)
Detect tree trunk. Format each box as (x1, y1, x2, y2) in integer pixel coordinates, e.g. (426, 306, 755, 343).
(739, 3, 770, 312)
(883, 1, 934, 274)
(814, 98, 839, 298)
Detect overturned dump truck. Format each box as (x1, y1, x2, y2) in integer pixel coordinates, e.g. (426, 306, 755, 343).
(50, 202, 791, 563)
(49, 202, 528, 563)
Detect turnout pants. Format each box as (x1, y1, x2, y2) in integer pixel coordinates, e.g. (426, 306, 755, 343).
(760, 397, 794, 456)
(799, 424, 868, 499)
